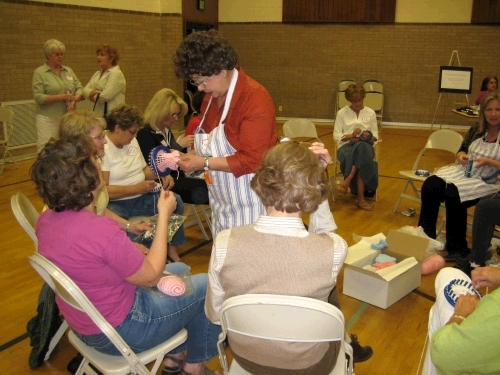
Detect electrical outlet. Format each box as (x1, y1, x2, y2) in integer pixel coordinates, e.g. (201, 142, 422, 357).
(278, 105, 282, 112)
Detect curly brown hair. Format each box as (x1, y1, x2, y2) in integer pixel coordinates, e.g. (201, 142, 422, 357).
(251, 142, 327, 214)
(173, 29, 238, 79)
(31, 136, 100, 212)
(345, 84, 366, 102)
(106, 104, 143, 132)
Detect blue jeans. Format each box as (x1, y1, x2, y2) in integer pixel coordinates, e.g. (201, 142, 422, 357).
(74, 263, 220, 363)
(107, 192, 186, 246)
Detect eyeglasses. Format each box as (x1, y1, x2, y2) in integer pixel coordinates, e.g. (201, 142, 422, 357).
(90, 132, 106, 140)
(189, 77, 209, 87)
(172, 112, 181, 119)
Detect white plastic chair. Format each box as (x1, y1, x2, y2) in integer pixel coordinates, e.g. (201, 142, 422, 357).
(28, 252, 188, 375)
(282, 119, 334, 201)
(393, 129, 464, 213)
(217, 294, 353, 375)
(0, 107, 18, 174)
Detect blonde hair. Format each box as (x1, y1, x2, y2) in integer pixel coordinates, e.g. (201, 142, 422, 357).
(251, 142, 327, 214)
(144, 89, 188, 131)
(479, 92, 500, 134)
(60, 110, 106, 139)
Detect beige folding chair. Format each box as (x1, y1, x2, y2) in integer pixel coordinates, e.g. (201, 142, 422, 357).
(282, 119, 334, 201)
(335, 79, 356, 115)
(28, 252, 188, 375)
(183, 204, 212, 241)
(11, 192, 69, 361)
(217, 294, 353, 375)
(393, 129, 464, 213)
(0, 107, 19, 174)
(363, 79, 383, 94)
(363, 80, 384, 136)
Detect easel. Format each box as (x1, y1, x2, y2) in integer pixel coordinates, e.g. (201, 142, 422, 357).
(430, 50, 470, 132)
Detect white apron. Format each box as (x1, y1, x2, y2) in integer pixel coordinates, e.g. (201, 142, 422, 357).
(194, 69, 265, 237)
(436, 134, 500, 202)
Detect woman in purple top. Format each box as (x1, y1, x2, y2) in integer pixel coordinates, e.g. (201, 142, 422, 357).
(32, 135, 219, 375)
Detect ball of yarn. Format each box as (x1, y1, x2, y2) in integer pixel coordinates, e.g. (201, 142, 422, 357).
(421, 254, 446, 275)
(157, 275, 186, 296)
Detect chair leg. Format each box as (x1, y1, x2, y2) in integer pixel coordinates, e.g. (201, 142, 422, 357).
(44, 320, 68, 361)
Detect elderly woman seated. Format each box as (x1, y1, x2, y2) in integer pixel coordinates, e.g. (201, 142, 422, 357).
(206, 141, 372, 374)
(32, 135, 219, 375)
(333, 83, 378, 211)
(101, 104, 186, 262)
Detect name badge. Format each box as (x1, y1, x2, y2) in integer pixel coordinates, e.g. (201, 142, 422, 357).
(362, 116, 371, 122)
(127, 146, 138, 156)
(67, 76, 73, 81)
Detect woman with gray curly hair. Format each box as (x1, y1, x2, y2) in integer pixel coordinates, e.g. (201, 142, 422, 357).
(32, 39, 84, 152)
(173, 29, 277, 237)
(205, 141, 355, 374)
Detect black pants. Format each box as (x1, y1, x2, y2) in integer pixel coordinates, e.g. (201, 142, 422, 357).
(470, 193, 500, 264)
(418, 175, 479, 254)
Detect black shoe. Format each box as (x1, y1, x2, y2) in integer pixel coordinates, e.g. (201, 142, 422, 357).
(444, 252, 460, 262)
(454, 258, 472, 278)
(349, 334, 373, 363)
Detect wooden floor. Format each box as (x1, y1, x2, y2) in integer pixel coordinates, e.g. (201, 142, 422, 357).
(0, 125, 470, 375)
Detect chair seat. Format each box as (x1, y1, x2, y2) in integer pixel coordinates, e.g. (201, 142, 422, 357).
(398, 170, 429, 182)
(68, 328, 187, 375)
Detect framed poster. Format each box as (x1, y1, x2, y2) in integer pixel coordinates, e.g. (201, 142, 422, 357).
(197, 0, 205, 11)
(438, 66, 473, 94)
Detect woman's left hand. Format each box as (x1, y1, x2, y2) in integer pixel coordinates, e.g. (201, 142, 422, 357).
(161, 175, 175, 190)
(177, 135, 194, 148)
(177, 154, 204, 173)
(473, 157, 497, 169)
(309, 142, 333, 167)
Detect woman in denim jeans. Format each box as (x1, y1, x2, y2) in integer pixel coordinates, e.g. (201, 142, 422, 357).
(33, 136, 219, 375)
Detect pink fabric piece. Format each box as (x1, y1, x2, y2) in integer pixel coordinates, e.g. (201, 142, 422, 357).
(374, 261, 396, 270)
(154, 149, 180, 173)
(157, 275, 186, 296)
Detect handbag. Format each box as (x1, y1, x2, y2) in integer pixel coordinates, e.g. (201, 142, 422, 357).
(92, 93, 108, 118)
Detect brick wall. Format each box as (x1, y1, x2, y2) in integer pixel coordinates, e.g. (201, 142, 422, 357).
(0, 0, 184, 113)
(220, 22, 500, 125)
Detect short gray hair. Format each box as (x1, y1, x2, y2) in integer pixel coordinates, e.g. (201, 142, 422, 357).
(44, 39, 65, 59)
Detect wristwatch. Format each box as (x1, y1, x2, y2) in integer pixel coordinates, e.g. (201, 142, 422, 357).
(204, 157, 210, 171)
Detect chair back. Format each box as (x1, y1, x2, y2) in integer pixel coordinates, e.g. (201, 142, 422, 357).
(282, 118, 319, 141)
(363, 80, 383, 93)
(364, 92, 383, 112)
(425, 129, 464, 155)
(217, 294, 353, 374)
(11, 192, 39, 244)
(0, 107, 14, 140)
(28, 252, 152, 374)
(338, 79, 356, 92)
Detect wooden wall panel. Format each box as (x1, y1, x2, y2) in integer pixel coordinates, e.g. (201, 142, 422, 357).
(283, 0, 396, 23)
(182, 0, 218, 31)
(472, 0, 500, 23)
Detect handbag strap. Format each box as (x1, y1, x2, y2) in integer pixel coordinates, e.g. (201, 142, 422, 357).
(92, 93, 108, 116)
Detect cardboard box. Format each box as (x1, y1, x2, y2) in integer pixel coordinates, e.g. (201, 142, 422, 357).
(342, 229, 429, 309)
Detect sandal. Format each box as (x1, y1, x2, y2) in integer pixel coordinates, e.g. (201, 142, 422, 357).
(180, 366, 217, 375)
(336, 184, 348, 194)
(162, 355, 185, 375)
(356, 200, 372, 211)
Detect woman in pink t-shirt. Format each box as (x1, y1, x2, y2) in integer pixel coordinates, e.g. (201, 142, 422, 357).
(33, 136, 219, 375)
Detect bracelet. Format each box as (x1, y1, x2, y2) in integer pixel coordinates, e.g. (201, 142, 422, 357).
(452, 314, 466, 321)
(125, 222, 130, 232)
(204, 157, 210, 171)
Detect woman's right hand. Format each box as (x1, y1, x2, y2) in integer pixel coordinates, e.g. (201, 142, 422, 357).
(352, 128, 362, 137)
(136, 180, 157, 194)
(157, 189, 177, 217)
(457, 152, 469, 165)
(60, 93, 74, 102)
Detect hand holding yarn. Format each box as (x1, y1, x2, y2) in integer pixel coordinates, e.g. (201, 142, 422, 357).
(157, 275, 186, 296)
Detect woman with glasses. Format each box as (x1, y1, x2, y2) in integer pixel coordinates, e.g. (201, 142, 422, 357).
(333, 83, 378, 211)
(59, 110, 151, 245)
(173, 29, 277, 237)
(136, 88, 206, 261)
(101, 104, 186, 261)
